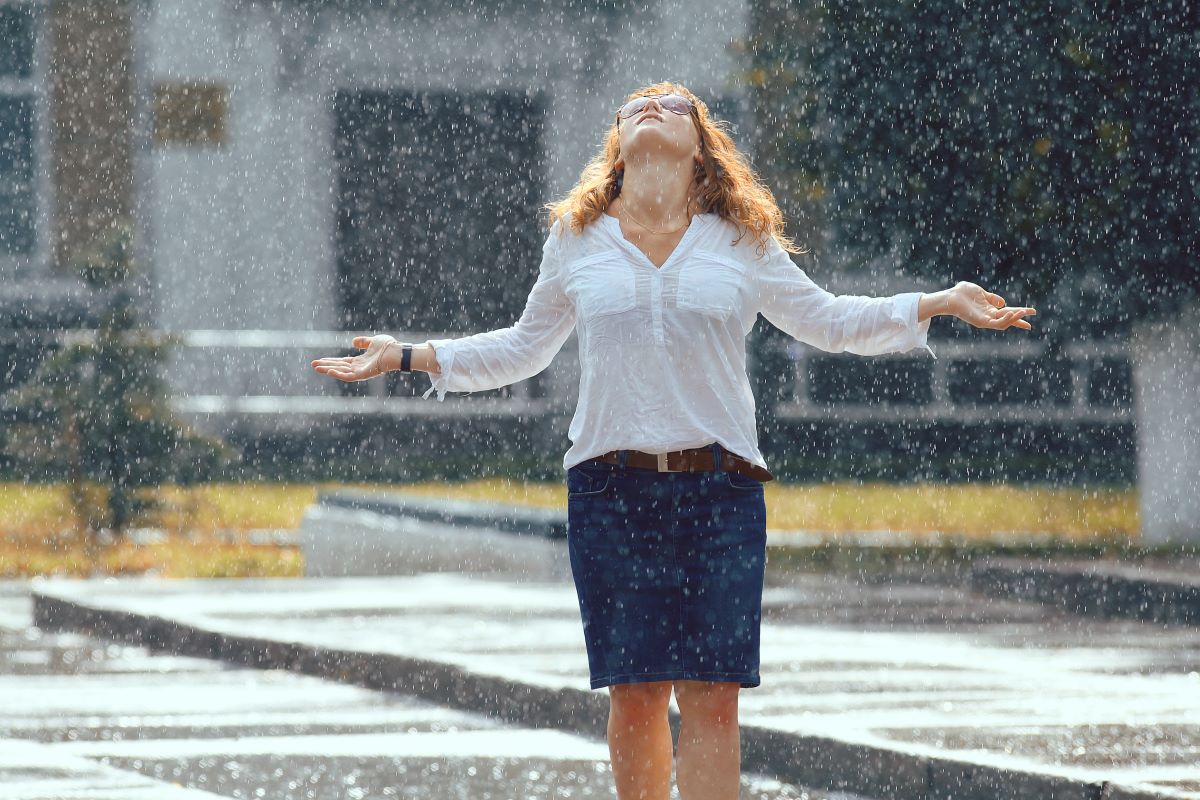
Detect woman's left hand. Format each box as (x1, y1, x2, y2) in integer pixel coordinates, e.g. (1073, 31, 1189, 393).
(945, 281, 1037, 331)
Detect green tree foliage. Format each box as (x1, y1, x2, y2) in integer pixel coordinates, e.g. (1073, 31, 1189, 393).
(748, 0, 1198, 329)
(2, 223, 236, 537)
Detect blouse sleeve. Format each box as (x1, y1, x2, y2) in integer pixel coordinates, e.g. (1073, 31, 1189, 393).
(421, 221, 577, 401)
(754, 236, 936, 359)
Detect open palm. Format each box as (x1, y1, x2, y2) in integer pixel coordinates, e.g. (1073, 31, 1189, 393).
(947, 281, 1037, 331)
(311, 335, 395, 382)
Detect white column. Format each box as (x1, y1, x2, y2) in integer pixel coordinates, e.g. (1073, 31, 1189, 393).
(1132, 301, 1200, 544)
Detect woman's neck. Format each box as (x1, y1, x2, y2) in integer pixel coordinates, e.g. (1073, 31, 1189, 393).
(616, 153, 697, 230)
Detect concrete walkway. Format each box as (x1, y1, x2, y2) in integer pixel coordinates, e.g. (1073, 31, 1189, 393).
(29, 569, 1200, 800)
(0, 582, 850, 800)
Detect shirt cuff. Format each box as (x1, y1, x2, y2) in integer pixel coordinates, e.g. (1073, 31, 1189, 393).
(421, 338, 457, 401)
(894, 291, 937, 360)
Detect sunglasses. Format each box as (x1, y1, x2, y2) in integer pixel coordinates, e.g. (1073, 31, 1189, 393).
(616, 93, 695, 120)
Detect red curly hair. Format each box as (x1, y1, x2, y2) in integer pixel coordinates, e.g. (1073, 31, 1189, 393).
(545, 81, 805, 256)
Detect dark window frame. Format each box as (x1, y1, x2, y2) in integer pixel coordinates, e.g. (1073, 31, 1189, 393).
(0, 0, 46, 277)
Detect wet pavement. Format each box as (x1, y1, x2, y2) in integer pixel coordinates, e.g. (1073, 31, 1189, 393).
(0, 582, 860, 800)
(24, 566, 1200, 800)
(971, 557, 1200, 627)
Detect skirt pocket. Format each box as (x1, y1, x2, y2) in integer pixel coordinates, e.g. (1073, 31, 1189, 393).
(567, 462, 613, 498)
(725, 470, 764, 492)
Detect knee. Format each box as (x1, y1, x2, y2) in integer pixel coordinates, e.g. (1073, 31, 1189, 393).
(673, 680, 740, 727)
(609, 681, 672, 722)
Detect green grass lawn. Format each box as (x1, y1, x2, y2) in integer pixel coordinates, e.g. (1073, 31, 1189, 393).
(0, 480, 1138, 578)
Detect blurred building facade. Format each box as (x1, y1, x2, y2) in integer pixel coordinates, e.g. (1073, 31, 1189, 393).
(0, 0, 755, 457)
(1, 0, 1156, 524)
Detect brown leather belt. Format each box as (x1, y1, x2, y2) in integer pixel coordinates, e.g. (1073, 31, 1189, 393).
(589, 446, 774, 482)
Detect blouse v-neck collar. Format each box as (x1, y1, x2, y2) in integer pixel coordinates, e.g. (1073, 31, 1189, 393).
(601, 211, 714, 271)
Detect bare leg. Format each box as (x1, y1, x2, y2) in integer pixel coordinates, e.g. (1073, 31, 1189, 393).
(673, 680, 741, 800)
(608, 681, 674, 800)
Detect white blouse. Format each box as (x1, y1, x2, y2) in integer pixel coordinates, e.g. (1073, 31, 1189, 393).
(423, 211, 935, 473)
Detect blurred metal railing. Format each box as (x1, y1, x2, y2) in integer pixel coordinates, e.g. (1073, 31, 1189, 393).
(777, 338, 1133, 423)
(164, 330, 553, 420)
(0, 329, 553, 425)
(1, 329, 1133, 426)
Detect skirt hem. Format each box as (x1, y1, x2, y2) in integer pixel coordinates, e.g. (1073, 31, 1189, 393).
(590, 671, 761, 690)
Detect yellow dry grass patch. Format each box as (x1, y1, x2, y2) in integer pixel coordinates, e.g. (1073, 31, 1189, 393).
(0, 482, 320, 579)
(399, 479, 1138, 542)
(0, 534, 304, 579)
(0, 479, 1138, 578)
(764, 482, 1135, 541)
(0, 482, 320, 539)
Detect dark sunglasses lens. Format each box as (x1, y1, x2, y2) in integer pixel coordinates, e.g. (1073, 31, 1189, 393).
(660, 96, 693, 114)
(619, 97, 649, 119)
(618, 94, 694, 119)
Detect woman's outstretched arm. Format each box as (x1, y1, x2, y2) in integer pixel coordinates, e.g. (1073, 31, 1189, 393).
(311, 221, 575, 397)
(755, 237, 1035, 358)
(756, 238, 937, 357)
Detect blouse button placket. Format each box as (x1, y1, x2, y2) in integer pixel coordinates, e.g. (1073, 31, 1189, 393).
(649, 270, 665, 344)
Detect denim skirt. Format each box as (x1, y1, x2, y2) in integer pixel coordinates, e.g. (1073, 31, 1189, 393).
(565, 445, 768, 690)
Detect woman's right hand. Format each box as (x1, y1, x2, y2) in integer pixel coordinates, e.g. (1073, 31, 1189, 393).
(311, 335, 397, 382)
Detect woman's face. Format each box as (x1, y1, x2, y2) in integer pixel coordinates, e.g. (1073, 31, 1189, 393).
(615, 94, 701, 169)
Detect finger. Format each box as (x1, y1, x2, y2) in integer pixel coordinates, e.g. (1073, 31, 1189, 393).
(985, 291, 1005, 308)
(991, 309, 1020, 329)
(1001, 311, 1036, 330)
(315, 362, 358, 374)
(312, 359, 353, 370)
(351, 336, 372, 349)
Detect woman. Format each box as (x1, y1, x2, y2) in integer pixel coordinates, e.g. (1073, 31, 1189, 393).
(312, 81, 1036, 800)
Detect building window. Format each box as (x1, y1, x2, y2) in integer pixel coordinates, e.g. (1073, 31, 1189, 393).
(153, 82, 227, 147)
(0, 4, 34, 78)
(333, 89, 547, 335)
(0, 2, 37, 258)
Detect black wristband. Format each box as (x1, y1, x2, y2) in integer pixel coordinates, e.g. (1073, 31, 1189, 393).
(400, 343, 413, 373)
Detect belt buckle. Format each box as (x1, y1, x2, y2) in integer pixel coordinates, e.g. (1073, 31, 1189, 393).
(656, 451, 684, 472)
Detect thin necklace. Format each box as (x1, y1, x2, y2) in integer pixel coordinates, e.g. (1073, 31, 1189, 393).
(619, 201, 691, 236)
